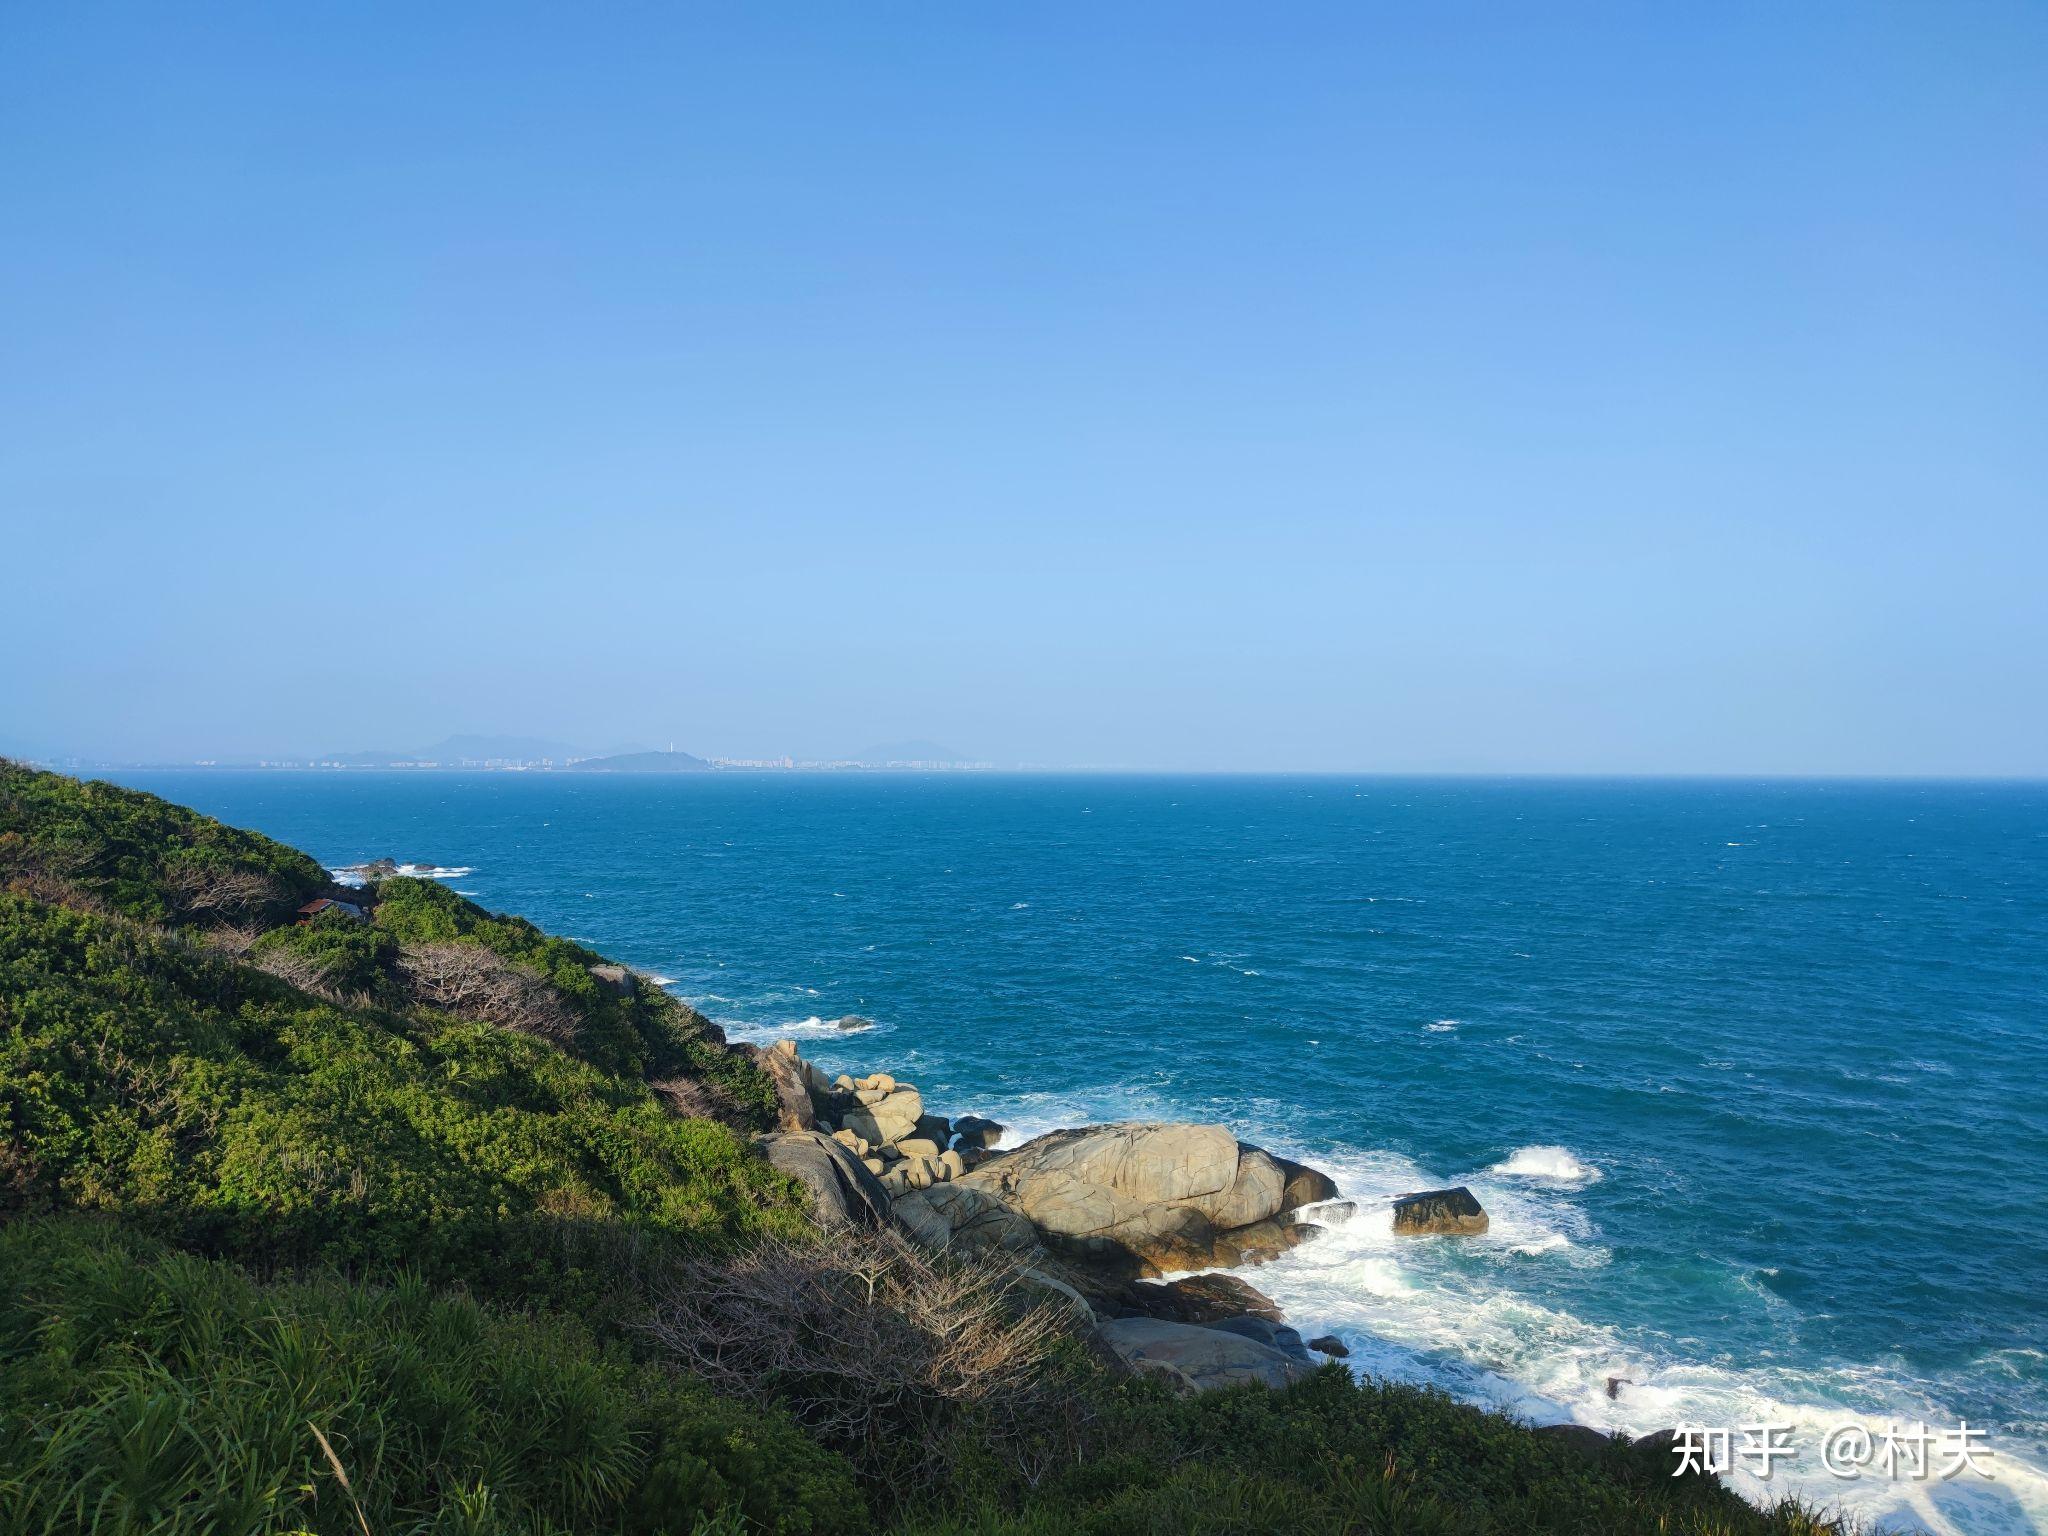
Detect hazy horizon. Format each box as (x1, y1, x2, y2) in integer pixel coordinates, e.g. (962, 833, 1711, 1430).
(5, 5, 2044, 777)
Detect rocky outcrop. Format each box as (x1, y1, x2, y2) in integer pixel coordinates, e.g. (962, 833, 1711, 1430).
(951, 1114, 1004, 1150)
(1096, 1317, 1317, 1393)
(1207, 1315, 1318, 1370)
(759, 1130, 892, 1228)
(837, 1083, 923, 1149)
(752, 1043, 1353, 1397)
(892, 1182, 1046, 1260)
(1121, 1272, 1283, 1325)
(743, 1039, 817, 1132)
(1307, 1334, 1349, 1358)
(1391, 1185, 1488, 1235)
(1275, 1155, 1340, 1211)
(957, 1121, 1306, 1276)
(587, 962, 637, 996)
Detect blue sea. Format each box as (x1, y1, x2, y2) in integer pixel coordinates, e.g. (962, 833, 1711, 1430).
(114, 771, 2048, 1534)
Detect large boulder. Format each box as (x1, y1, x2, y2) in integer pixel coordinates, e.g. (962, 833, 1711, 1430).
(1275, 1155, 1341, 1212)
(951, 1114, 1005, 1150)
(1120, 1272, 1283, 1325)
(1391, 1185, 1488, 1236)
(892, 1183, 1047, 1260)
(958, 1122, 1294, 1276)
(587, 962, 637, 997)
(1096, 1317, 1316, 1393)
(742, 1040, 817, 1133)
(1206, 1147, 1287, 1229)
(1213, 1214, 1324, 1267)
(759, 1130, 892, 1228)
(838, 1085, 923, 1147)
(1206, 1315, 1317, 1369)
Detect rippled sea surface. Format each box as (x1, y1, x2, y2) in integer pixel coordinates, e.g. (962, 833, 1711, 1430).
(115, 771, 2048, 1534)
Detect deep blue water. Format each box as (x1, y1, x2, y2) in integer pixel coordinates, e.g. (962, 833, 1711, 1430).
(114, 771, 2048, 1533)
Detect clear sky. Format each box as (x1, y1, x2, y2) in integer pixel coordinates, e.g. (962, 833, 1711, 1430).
(3, 4, 2043, 773)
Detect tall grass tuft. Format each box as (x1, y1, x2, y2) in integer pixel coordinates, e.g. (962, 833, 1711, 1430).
(0, 1217, 863, 1536)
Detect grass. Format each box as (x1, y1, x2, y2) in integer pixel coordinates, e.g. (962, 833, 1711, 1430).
(0, 1216, 862, 1536)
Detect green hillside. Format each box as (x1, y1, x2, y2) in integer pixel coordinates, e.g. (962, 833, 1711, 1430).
(0, 762, 1867, 1535)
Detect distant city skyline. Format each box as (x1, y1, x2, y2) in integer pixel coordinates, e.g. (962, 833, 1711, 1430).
(3, 5, 2043, 776)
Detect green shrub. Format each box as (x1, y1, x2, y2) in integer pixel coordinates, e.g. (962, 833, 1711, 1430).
(250, 908, 400, 1002)
(0, 893, 811, 1302)
(374, 877, 777, 1125)
(0, 760, 327, 925)
(0, 1216, 864, 1536)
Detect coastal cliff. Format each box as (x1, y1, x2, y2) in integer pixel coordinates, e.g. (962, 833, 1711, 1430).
(0, 761, 1856, 1535)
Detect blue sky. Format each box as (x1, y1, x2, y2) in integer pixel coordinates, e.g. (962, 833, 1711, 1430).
(3, 4, 2043, 772)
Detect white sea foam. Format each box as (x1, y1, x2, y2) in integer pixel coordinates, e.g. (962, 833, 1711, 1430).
(330, 862, 475, 887)
(777, 1061, 2045, 1533)
(715, 1014, 889, 1044)
(1426, 1019, 1459, 1032)
(1233, 1147, 2047, 1536)
(1490, 1145, 1603, 1184)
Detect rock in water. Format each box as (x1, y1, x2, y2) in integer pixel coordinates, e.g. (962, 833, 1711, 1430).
(959, 1121, 1326, 1275)
(1275, 1155, 1340, 1211)
(1306, 1335, 1349, 1358)
(951, 1114, 1005, 1150)
(1390, 1185, 1489, 1235)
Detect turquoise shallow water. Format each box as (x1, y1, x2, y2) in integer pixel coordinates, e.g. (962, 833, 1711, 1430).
(114, 771, 2048, 1534)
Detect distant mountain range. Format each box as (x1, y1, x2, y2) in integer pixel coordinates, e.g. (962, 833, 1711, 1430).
(564, 750, 712, 773)
(275, 735, 982, 771)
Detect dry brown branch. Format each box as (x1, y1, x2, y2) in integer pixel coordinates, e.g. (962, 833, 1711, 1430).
(250, 943, 352, 1002)
(643, 1224, 1084, 1499)
(162, 860, 284, 924)
(395, 942, 581, 1043)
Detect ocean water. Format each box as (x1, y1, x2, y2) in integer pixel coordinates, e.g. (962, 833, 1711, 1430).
(114, 771, 2048, 1534)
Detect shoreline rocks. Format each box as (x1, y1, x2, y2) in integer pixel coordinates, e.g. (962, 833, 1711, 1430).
(757, 1040, 1356, 1396)
(1095, 1316, 1316, 1393)
(1391, 1185, 1489, 1236)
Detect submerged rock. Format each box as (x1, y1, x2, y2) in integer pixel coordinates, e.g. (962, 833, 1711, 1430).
(1391, 1185, 1488, 1236)
(1306, 1334, 1349, 1358)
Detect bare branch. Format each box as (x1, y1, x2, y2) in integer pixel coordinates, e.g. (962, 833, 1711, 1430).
(394, 942, 581, 1044)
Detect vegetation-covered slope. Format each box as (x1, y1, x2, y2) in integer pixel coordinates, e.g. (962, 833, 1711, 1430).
(0, 763, 1866, 1535)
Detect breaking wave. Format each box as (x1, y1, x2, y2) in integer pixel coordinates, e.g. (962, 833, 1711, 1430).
(1490, 1145, 1603, 1184)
